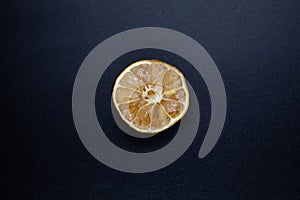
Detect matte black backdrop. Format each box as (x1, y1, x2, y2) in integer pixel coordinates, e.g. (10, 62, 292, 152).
(5, 0, 300, 199)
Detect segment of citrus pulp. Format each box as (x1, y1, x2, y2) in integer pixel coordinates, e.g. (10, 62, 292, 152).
(112, 60, 190, 134)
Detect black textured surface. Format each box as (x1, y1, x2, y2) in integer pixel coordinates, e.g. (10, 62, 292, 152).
(5, 0, 300, 199)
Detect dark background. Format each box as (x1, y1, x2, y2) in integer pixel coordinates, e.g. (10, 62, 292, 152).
(5, 0, 300, 199)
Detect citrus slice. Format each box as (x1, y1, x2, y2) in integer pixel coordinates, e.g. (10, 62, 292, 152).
(112, 60, 190, 133)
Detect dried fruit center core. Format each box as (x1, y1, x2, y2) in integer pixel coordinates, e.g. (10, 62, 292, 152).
(142, 84, 162, 103)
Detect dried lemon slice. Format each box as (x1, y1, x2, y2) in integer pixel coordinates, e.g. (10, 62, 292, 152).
(112, 60, 189, 133)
